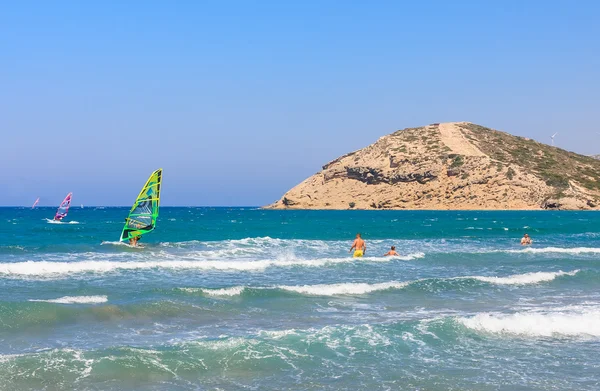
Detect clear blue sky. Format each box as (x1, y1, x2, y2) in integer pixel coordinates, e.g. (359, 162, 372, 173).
(1, 0, 599, 206)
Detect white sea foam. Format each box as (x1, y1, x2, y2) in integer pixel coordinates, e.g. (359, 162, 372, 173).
(176, 287, 204, 294)
(258, 329, 300, 339)
(100, 241, 130, 247)
(200, 286, 246, 296)
(0, 253, 423, 278)
(159, 240, 203, 248)
(29, 295, 108, 304)
(0, 245, 25, 251)
(504, 247, 600, 254)
(44, 219, 79, 224)
(458, 307, 600, 337)
(278, 269, 578, 296)
(279, 281, 409, 295)
(104, 238, 600, 258)
(469, 270, 579, 285)
(177, 281, 409, 297)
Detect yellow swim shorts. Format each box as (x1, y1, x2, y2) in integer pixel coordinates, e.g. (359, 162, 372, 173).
(353, 250, 363, 258)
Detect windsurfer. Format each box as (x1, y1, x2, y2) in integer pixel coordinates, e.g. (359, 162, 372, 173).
(129, 236, 141, 247)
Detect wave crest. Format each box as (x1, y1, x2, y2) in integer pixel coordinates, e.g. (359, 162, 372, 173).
(504, 247, 600, 254)
(279, 281, 408, 295)
(469, 270, 579, 285)
(0, 254, 424, 278)
(458, 307, 600, 337)
(175, 269, 579, 298)
(29, 295, 108, 304)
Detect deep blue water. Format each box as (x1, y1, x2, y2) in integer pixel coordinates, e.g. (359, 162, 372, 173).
(1, 207, 599, 390)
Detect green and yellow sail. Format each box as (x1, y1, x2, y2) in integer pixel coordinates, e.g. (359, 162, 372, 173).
(120, 169, 162, 242)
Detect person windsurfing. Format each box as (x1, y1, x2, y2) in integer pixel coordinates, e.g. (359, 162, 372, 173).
(129, 235, 141, 247)
(54, 193, 72, 221)
(119, 169, 162, 246)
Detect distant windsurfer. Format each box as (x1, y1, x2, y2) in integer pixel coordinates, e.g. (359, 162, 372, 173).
(53, 193, 72, 222)
(384, 246, 399, 256)
(350, 233, 366, 257)
(521, 233, 532, 246)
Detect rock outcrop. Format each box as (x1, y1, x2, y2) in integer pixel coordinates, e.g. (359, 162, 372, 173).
(266, 122, 600, 210)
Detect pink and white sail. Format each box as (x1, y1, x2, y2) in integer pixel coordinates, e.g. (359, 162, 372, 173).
(32, 197, 40, 209)
(54, 193, 72, 221)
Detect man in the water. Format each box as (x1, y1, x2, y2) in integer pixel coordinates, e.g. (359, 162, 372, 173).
(350, 233, 366, 257)
(520, 233, 532, 246)
(384, 246, 399, 256)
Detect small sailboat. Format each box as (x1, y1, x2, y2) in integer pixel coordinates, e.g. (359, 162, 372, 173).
(54, 193, 73, 221)
(32, 197, 40, 209)
(120, 169, 162, 245)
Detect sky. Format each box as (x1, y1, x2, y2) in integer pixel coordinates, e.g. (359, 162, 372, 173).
(1, 0, 599, 206)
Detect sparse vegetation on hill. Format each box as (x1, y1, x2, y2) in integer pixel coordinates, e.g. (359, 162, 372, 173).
(456, 123, 600, 193)
(267, 122, 600, 210)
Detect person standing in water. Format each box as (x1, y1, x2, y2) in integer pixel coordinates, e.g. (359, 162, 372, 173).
(129, 235, 141, 247)
(350, 233, 366, 257)
(520, 233, 532, 245)
(384, 246, 399, 256)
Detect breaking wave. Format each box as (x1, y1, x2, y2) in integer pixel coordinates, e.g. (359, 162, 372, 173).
(458, 306, 600, 337)
(28, 295, 108, 304)
(468, 270, 579, 285)
(278, 281, 409, 295)
(176, 270, 580, 298)
(180, 286, 246, 297)
(502, 247, 600, 254)
(44, 219, 80, 224)
(0, 253, 423, 278)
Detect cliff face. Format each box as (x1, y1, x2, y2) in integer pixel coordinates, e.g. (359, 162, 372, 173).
(267, 122, 600, 210)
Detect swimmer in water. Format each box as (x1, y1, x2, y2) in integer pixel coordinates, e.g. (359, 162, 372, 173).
(520, 233, 532, 246)
(350, 233, 366, 257)
(384, 246, 399, 256)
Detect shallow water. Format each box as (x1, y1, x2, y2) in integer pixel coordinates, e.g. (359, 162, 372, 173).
(1, 208, 599, 390)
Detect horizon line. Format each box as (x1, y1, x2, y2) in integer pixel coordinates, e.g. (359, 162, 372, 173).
(0, 205, 262, 208)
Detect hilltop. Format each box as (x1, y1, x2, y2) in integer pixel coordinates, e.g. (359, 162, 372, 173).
(266, 122, 600, 210)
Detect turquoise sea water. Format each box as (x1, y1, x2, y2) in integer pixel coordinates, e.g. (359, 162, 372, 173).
(1, 207, 599, 390)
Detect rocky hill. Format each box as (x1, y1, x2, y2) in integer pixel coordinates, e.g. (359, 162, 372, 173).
(266, 122, 600, 210)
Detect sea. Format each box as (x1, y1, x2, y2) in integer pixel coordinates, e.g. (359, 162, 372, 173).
(1, 207, 599, 391)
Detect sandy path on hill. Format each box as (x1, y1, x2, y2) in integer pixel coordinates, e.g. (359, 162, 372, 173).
(438, 123, 487, 157)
